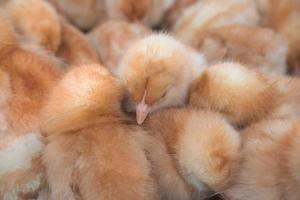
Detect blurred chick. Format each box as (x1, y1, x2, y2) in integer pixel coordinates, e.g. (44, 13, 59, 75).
(200, 25, 288, 74)
(256, 0, 300, 74)
(0, 11, 63, 199)
(42, 65, 158, 200)
(189, 62, 280, 127)
(48, 0, 104, 31)
(5, 0, 61, 52)
(161, 0, 197, 29)
(56, 18, 100, 67)
(172, 0, 260, 46)
(225, 117, 300, 200)
(105, 0, 175, 27)
(116, 33, 207, 124)
(88, 20, 150, 73)
(145, 108, 241, 200)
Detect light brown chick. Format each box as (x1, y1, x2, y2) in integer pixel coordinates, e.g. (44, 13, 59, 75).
(48, 0, 104, 31)
(225, 117, 300, 200)
(200, 25, 288, 74)
(88, 20, 150, 73)
(42, 65, 158, 200)
(189, 62, 281, 127)
(0, 11, 63, 200)
(161, 0, 197, 29)
(56, 18, 100, 67)
(116, 33, 207, 124)
(145, 108, 241, 200)
(105, 0, 175, 27)
(5, 0, 61, 52)
(172, 0, 260, 46)
(256, 0, 300, 74)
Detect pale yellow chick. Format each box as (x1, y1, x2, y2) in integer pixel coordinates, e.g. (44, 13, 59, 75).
(116, 33, 207, 124)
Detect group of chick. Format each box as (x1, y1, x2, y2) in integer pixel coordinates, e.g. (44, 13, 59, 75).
(0, 0, 300, 200)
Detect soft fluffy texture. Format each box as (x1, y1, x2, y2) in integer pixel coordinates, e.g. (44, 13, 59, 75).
(189, 62, 280, 126)
(225, 117, 300, 200)
(145, 108, 241, 200)
(5, 0, 61, 52)
(200, 25, 288, 74)
(0, 11, 63, 199)
(42, 65, 158, 200)
(105, 0, 175, 27)
(116, 33, 207, 124)
(88, 20, 150, 73)
(173, 0, 260, 46)
(56, 18, 100, 67)
(257, 0, 300, 74)
(48, 0, 104, 30)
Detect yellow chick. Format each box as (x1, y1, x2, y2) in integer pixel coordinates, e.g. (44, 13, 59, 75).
(88, 20, 150, 73)
(5, 0, 61, 52)
(42, 65, 158, 200)
(116, 33, 207, 124)
(145, 108, 241, 200)
(56, 18, 100, 67)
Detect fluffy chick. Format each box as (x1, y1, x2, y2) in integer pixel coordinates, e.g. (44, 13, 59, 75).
(42, 65, 158, 200)
(200, 25, 288, 74)
(56, 18, 100, 67)
(5, 0, 61, 52)
(0, 12, 63, 200)
(145, 108, 241, 200)
(172, 0, 260, 46)
(189, 62, 281, 127)
(116, 33, 207, 124)
(88, 20, 150, 73)
(225, 117, 300, 200)
(161, 0, 197, 29)
(256, 0, 300, 74)
(48, 0, 104, 31)
(105, 0, 175, 27)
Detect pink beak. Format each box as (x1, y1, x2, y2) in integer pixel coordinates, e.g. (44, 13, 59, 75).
(136, 91, 149, 125)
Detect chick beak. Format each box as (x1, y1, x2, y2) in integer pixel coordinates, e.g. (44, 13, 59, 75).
(136, 91, 149, 125)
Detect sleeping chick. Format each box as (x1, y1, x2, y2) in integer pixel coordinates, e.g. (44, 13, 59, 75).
(88, 20, 150, 73)
(42, 65, 158, 200)
(200, 25, 288, 74)
(56, 18, 100, 67)
(224, 117, 300, 200)
(172, 0, 260, 47)
(116, 33, 207, 124)
(105, 0, 175, 27)
(189, 62, 280, 127)
(0, 11, 63, 200)
(256, 0, 300, 74)
(145, 108, 241, 200)
(48, 0, 104, 31)
(5, 0, 61, 52)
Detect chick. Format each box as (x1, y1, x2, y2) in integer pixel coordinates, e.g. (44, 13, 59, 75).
(256, 0, 300, 74)
(42, 65, 158, 200)
(105, 0, 175, 27)
(56, 18, 100, 67)
(48, 0, 104, 31)
(172, 0, 260, 46)
(224, 117, 300, 200)
(145, 108, 241, 200)
(5, 0, 61, 52)
(200, 25, 288, 74)
(88, 20, 150, 73)
(161, 0, 197, 29)
(189, 62, 281, 127)
(116, 33, 207, 124)
(0, 12, 63, 199)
